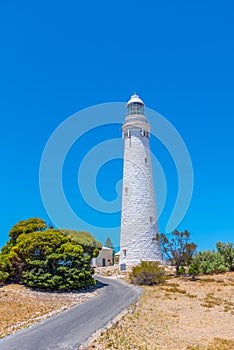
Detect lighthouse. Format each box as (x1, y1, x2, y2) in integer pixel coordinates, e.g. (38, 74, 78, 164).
(120, 94, 162, 266)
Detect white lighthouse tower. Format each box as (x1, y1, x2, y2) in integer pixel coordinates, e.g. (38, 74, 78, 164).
(120, 94, 162, 266)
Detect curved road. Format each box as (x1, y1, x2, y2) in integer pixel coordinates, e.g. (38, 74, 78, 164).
(0, 276, 142, 350)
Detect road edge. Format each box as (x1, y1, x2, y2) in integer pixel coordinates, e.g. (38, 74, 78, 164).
(79, 275, 144, 349)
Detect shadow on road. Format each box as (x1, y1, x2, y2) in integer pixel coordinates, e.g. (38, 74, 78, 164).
(19, 278, 108, 295)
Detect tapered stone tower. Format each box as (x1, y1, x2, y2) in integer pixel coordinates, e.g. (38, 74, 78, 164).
(120, 94, 162, 266)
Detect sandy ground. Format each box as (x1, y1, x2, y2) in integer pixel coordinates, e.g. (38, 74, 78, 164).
(0, 283, 98, 338)
(1, 268, 234, 350)
(88, 271, 234, 350)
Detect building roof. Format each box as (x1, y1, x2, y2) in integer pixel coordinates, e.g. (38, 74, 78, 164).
(101, 246, 113, 251)
(114, 251, 120, 256)
(127, 94, 144, 106)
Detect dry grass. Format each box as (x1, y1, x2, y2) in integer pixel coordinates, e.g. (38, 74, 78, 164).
(0, 283, 98, 338)
(88, 272, 234, 350)
(187, 338, 234, 350)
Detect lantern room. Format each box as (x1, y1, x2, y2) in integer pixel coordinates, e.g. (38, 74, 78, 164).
(126, 94, 144, 116)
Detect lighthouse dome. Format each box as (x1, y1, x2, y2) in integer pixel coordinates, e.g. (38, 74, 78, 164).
(127, 94, 144, 106)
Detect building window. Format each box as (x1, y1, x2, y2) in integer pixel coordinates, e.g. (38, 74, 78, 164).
(123, 249, 127, 257)
(123, 129, 130, 139)
(145, 157, 147, 163)
(150, 216, 153, 223)
(125, 187, 128, 194)
(140, 130, 150, 138)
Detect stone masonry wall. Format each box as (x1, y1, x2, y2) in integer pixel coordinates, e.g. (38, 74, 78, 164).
(120, 128, 162, 265)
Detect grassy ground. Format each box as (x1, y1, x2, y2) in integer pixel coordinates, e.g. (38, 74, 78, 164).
(88, 272, 234, 350)
(0, 283, 98, 338)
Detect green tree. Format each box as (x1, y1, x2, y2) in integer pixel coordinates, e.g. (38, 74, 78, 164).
(61, 229, 101, 257)
(0, 219, 100, 289)
(12, 229, 96, 289)
(104, 237, 114, 250)
(0, 218, 48, 281)
(155, 230, 197, 274)
(7, 218, 47, 246)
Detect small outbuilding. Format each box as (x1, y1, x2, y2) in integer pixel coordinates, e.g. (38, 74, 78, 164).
(92, 246, 113, 267)
(114, 251, 120, 265)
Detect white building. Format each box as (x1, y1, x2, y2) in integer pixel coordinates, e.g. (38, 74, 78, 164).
(120, 94, 162, 266)
(114, 251, 120, 265)
(92, 246, 113, 267)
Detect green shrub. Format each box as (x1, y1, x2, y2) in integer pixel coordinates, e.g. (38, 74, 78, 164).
(191, 250, 229, 274)
(188, 262, 200, 280)
(0, 271, 9, 283)
(178, 266, 186, 275)
(130, 261, 168, 286)
(0, 254, 11, 283)
(188, 262, 199, 275)
(216, 242, 234, 271)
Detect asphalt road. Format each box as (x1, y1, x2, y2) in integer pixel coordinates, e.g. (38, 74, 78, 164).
(0, 276, 142, 350)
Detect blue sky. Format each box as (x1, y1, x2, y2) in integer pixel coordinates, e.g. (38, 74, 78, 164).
(0, 1, 233, 249)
